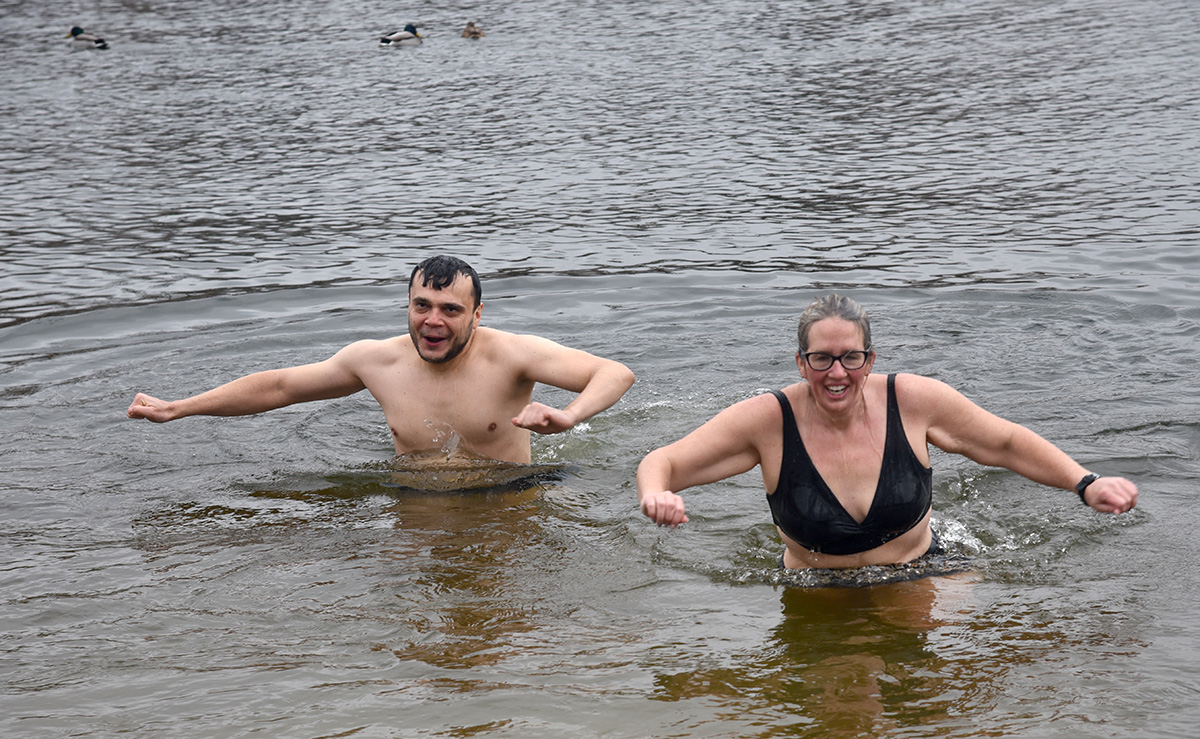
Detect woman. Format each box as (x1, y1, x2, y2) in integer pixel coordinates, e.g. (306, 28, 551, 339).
(637, 294, 1138, 569)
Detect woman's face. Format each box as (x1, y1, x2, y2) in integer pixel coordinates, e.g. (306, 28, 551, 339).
(796, 317, 875, 410)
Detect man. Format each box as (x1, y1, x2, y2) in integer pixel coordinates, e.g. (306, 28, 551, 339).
(126, 256, 635, 464)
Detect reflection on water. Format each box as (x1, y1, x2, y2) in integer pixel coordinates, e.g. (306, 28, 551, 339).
(373, 487, 550, 671)
(132, 467, 563, 675)
(648, 577, 977, 736)
(647, 572, 1149, 738)
(767, 578, 974, 737)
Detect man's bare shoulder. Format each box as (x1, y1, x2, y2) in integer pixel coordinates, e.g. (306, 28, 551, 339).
(471, 327, 558, 356)
(474, 326, 534, 343)
(334, 335, 416, 364)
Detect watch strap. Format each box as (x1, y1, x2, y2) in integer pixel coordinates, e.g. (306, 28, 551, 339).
(1074, 473, 1099, 504)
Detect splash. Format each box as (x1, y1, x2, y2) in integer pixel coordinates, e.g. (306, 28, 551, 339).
(422, 420, 463, 456)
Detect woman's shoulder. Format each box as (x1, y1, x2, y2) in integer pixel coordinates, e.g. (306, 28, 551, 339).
(710, 388, 787, 430)
(768, 382, 806, 407)
(890, 372, 973, 416)
(889, 372, 949, 393)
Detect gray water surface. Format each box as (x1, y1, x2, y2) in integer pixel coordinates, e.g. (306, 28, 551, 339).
(2, 0, 1198, 736)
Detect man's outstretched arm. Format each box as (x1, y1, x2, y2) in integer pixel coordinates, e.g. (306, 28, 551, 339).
(127, 347, 368, 423)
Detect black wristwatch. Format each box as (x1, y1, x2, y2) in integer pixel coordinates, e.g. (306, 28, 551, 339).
(1074, 473, 1099, 504)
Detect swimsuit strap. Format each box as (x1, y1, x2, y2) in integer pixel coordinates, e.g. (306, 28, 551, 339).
(771, 389, 795, 429)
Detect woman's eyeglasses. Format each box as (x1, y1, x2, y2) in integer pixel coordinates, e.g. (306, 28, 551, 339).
(800, 350, 871, 371)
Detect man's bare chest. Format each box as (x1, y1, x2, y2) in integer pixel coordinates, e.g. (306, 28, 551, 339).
(361, 363, 534, 452)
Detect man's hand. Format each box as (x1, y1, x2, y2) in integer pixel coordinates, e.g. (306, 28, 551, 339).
(511, 402, 577, 435)
(126, 393, 176, 423)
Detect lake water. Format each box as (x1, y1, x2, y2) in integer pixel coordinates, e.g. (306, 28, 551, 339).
(2, 0, 1199, 736)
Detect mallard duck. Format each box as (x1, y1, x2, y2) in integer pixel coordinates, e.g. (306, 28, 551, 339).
(461, 22, 485, 39)
(379, 24, 422, 47)
(66, 26, 109, 50)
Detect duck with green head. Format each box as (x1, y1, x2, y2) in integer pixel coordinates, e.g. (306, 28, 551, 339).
(380, 24, 422, 47)
(67, 26, 108, 50)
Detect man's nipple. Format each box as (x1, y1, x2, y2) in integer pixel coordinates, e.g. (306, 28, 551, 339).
(488, 422, 497, 432)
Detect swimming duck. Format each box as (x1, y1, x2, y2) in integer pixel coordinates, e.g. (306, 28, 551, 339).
(461, 22, 485, 39)
(66, 26, 109, 50)
(379, 24, 422, 47)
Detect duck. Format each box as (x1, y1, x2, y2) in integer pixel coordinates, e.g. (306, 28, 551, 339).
(379, 24, 422, 47)
(66, 26, 109, 50)
(461, 22, 485, 39)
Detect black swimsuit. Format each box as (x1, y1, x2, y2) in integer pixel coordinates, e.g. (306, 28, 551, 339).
(767, 374, 933, 556)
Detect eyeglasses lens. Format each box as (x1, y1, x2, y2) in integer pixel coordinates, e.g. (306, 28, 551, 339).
(806, 351, 867, 370)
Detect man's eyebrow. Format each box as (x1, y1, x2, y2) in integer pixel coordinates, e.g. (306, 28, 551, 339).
(413, 296, 466, 309)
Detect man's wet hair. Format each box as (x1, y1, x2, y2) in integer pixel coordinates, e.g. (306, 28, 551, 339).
(409, 255, 482, 309)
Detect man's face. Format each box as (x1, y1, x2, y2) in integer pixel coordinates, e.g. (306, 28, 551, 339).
(407, 273, 481, 364)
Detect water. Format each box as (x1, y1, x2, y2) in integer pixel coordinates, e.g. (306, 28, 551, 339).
(2, 0, 1198, 736)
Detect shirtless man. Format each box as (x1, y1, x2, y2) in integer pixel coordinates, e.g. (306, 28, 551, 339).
(126, 256, 635, 464)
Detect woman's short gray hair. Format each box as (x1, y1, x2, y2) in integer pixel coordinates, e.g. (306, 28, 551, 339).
(797, 294, 872, 352)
